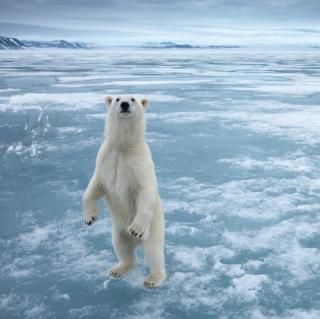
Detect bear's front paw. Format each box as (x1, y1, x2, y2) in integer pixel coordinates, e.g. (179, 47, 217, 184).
(83, 206, 100, 226)
(128, 221, 149, 239)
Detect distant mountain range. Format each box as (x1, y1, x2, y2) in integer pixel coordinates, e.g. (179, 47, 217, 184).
(1, 37, 243, 50)
(142, 41, 198, 48)
(142, 41, 242, 49)
(23, 39, 90, 49)
(0, 36, 26, 49)
(0, 36, 91, 49)
(4, 37, 317, 51)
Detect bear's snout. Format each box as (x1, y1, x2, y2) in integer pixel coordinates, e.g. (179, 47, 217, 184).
(120, 101, 130, 113)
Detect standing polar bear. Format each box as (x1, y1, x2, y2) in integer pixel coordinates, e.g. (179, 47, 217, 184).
(82, 96, 166, 287)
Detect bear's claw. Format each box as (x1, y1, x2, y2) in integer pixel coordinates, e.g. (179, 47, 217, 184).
(109, 263, 136, 278)
(84, 208, 99, 226)
(110, 270, 121, 278)
(85, 216, 95, 225)
(143, 273, 166, 288)
(128, 223, 144, 238)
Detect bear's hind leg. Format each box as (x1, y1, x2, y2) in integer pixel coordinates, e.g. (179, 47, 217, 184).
(142, 225, 166, 288)
(109, 228, 137, 278)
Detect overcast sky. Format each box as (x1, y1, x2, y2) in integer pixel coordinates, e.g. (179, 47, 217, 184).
(1, 0, 320, 45)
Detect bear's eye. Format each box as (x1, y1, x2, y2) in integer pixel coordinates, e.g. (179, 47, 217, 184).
(116, 98, 120, 102)
(131, 98, 135, 102)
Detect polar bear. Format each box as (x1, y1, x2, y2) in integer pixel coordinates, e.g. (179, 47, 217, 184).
(82, 95, 166, 287)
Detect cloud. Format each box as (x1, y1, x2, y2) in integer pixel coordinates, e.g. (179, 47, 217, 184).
(1, 0, 320, 44)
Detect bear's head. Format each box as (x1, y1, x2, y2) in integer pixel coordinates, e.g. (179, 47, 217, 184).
(105, 96, 149, 122)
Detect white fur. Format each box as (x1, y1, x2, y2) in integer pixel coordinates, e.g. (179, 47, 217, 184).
(83, 95, 166, 287)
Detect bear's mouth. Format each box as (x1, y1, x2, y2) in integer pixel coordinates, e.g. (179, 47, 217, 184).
(120, 110, 131, 114)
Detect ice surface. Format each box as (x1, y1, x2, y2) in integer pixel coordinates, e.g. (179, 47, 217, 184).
(1, 48, 320, 319)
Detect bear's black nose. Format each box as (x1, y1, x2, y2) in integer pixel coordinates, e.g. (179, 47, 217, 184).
(120, 101, 130, 112)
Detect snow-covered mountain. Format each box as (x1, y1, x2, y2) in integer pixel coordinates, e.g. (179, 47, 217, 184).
(0, 36, 90, 49)
(142, 41, 243, 49)
(142, 41, 199, 48)
(0, 36, 27, 49)
(207, 45, 242, 49)
(22, 39, 90, 49)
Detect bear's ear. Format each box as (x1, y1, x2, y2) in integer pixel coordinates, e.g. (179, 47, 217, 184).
(141, 98, 149, 108)
(105, 96, 113, 107)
